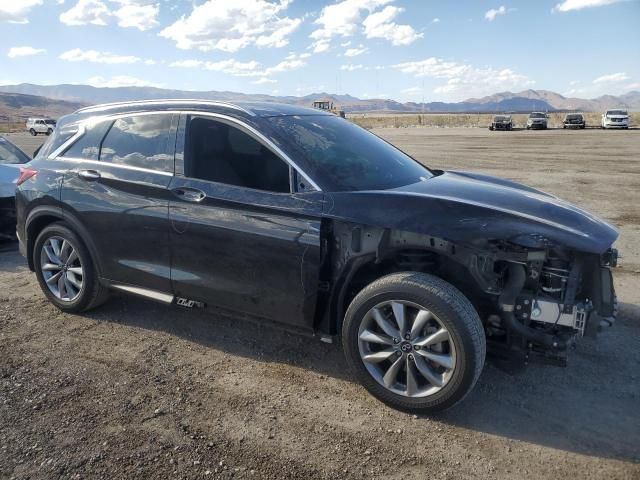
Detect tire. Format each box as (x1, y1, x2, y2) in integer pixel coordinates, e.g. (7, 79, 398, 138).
(342, 272, 485, 413)
(30, 129, 37, 136)
(46, 128, 53, 136)
(33, 222, 109, 313)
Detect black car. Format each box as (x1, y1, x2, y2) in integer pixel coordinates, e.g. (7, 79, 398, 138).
(15, 100, 619, 413)
(0, 136, 30, 239)
(489, 115, 513, 131)
(563, 113, 586, 129)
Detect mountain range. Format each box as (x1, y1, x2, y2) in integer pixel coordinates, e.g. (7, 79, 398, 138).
(0, 84, 638, 120)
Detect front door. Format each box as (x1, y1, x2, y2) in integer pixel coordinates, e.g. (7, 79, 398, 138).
(168, 114, 323, 331)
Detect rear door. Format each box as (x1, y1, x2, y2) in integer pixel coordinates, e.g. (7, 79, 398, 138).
(168, 113, 323, 331)
(60, 112, 177, 293)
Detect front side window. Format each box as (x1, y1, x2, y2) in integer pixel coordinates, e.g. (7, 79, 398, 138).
(100, 114, 174, 172)
(266, 115, 432, 192)
(185, 116, 291, 193)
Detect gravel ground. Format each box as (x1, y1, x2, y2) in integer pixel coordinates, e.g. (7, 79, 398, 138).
(1, 128, 639, 479)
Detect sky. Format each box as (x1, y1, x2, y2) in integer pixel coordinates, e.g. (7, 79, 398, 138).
(0, 0, 639, 103)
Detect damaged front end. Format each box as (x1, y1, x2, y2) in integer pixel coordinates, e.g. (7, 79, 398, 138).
(479, 241, 618, 365)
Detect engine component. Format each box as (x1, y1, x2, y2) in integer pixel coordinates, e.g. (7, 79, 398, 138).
(528, 299, 589, 336)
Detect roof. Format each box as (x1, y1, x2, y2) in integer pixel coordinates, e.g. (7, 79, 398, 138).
(73, 99, 330, 119)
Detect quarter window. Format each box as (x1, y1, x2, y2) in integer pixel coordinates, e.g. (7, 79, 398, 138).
(62, 120, 112, 161)
(185, 116, 291, 193)
(100, 114, 174, 172)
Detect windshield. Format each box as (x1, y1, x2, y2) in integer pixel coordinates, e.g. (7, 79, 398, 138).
(495, 116, 510, 121)
(529, 112, 546, 118)
(267, 115, 433, 192)
(606, 110, 627, 116)
(566, 114, 582, 120)
(0, 137, 30, 164)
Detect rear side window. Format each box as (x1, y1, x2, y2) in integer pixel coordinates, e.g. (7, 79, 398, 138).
(100, 114, 174, 172)
(0, 138, 30, 164)
(37, 125, 78, 160)
(62, 120, 112, 161)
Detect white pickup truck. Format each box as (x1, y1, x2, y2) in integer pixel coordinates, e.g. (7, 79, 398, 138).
(601, 109, 630, 129)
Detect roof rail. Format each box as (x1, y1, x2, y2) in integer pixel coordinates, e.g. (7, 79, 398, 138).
(75, 99, 254, 116)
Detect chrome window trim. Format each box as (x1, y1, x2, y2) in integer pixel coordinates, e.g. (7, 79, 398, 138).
(56, 157, 174, 177)
(181, 110, 322, 192)
(51, 109, 321, 191)
(76, 99, 254, 116)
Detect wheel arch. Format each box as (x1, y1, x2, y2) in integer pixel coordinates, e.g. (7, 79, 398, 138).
(317, 223, 494, 337)
(25, 206, 103, 276)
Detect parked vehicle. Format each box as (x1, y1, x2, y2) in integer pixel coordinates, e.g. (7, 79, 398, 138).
(16, 100, 619, 413)
(26, 118, 56, 136)
(526, 112, 548, 130)
(563, 113, 586, 129)
(601, 109, 630, 129)
(0, 136, 30, 239)
(489, 115, 513, 131)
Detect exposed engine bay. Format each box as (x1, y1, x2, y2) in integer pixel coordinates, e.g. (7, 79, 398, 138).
(325, 223, 619, 366)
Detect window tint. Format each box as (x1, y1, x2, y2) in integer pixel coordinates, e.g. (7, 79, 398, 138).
(62, 120, 112, 161)
(185, 117, 290, 193)
(100, 114, 174, 172)
(266, 115, 432, 192)
(0, 138, 30, 164)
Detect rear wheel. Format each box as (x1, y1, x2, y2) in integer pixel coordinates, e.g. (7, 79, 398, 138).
(342, 272, 485, 413)
(46, 128, 53, 136)
(33, 223, 108, 313)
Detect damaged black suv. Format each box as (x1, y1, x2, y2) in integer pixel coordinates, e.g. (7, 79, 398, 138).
(15, 100, 618, 413)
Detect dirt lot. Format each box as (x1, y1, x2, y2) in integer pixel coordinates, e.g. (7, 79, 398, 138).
(1, 129, 639, 479)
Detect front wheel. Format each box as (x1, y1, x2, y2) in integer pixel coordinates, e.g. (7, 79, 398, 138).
(342, 272, 485, 413)
(29, 129, 37, 136)
(33, 223, 109, 313)
(46, 128, 53, 136)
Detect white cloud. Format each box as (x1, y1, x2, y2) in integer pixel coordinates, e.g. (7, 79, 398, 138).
(159, 0, 302, 52)
(0, 0, 42, 24)
(553, 0, 624, 12)
(60, 0, 159, 31)
(432, 17, 440, 23)
(311, 0, 421, 47)
(112, 1, 158, 31)
(340, 63, 363, 71)
(7, 46, 46, 58)
(60, 48, 141, 64)
(87, 75, 162, 88)
(252, 77, 277, 85)
(60, 0, 111, 25)
(593, 72, 630, 83)
(625, 82, 640, 90)
(362, 5, 422, 45)
(168, 54, 306, 78)
(393, 57, 534, 99)
(311, 39, 331, 53)
(484, 6, 506, 21)
(344, 44, 368, 57)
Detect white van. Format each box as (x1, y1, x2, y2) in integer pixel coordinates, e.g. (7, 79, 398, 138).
(26, 118, 57, 136)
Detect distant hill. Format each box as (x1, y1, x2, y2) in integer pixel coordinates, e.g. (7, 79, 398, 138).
(0, 92, 85, 122)
(0, 84, 638, 116)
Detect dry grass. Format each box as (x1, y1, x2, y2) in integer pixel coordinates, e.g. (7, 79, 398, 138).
(349, 112, 639, 129)
(0, 122, 24, 134)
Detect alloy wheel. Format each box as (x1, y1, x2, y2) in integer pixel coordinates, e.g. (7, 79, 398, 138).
(39, 236, 84, 302)
(358, 300, 457, 397)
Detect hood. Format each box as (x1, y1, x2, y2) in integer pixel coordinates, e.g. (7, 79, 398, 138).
(324, 171, 618, 254)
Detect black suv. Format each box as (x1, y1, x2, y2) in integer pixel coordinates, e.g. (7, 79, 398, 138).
(16, 100, 619, 413)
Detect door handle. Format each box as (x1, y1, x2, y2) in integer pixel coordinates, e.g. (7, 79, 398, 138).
(77, 169, 101, 181)
(171, 187, 206, 203)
